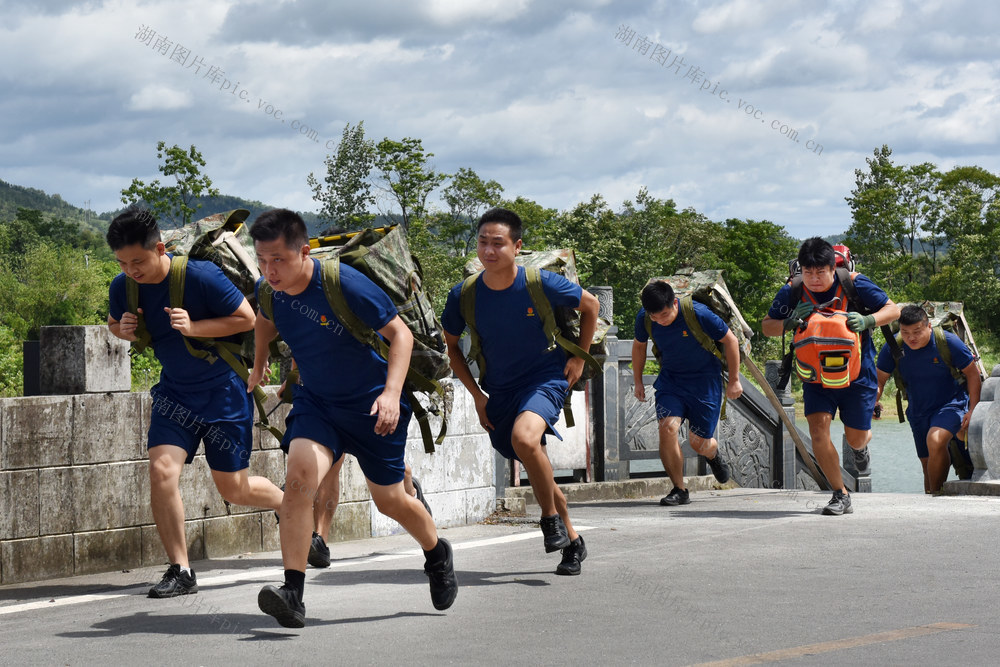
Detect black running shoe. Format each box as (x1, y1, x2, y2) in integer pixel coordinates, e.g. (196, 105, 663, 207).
(258, 584, 305, 628)
(556, 536, 587, 576)
(539, 514, 571, 552)
(424, 538, 458, 610)
(412, 477, 433, 517)
(660, 487, 691, 506)
(852, 446, 871, 476)
(706, 452, 731, 483)
(308, 532, 331, 569)
(148, 564, 198, 598)
(822, 489, 853, 516)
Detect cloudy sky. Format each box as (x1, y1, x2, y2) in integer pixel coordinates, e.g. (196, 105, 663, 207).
(2, 0, 998, 238)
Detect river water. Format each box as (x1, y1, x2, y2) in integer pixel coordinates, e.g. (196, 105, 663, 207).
(798, 416, 931, 494)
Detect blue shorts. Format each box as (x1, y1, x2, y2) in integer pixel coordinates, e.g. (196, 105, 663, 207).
(653, 375, 722, 439)
(485, 379, 567, 462)
(282, 387, 410, 486)
(908, 401, 966, 459)
(802, 381, 878, 431)
(148, 375, 253, 473)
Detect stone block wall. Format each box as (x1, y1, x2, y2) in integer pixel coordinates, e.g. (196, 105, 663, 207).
(0, 380, 496, 585)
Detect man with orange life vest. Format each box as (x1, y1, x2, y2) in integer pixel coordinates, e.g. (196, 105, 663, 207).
(762, 238, 900, 515)
(875, 305, 981, 494)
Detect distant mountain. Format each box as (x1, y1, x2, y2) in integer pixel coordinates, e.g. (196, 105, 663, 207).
(0, 178, 335, 237)
(0, 179, 106, 233)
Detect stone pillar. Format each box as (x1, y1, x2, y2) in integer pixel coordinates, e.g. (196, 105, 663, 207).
(22, 341, 41, 396)
(967, 371, 1000, 481)
(39, 326, 131, 395)
(765, 359, 797, 490)
(587, 286, 614, 321)
(593, 334, 628, 481)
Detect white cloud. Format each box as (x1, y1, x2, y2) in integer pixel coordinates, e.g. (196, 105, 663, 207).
(127, 84, 193, 110)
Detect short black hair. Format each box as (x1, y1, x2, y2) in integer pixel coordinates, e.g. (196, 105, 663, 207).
(250, 208, 308, 249)
(798, 237, 836, 269)
(899, 304, 930, 326)
(477, 207, 523, 242)
(106, 208, 160, 251)
(640, 280, 676, 314)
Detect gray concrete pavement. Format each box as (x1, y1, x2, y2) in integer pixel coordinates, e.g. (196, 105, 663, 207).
(1, 488, 998, 666)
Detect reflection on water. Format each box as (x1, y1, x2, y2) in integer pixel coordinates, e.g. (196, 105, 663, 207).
(797, 416, 943, 494)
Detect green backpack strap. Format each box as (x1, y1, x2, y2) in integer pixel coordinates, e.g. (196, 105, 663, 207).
(643, 312, 661, 362)
(125, 276, 152, 355)
(679, 295, 731, 420)
(321, 258, 445, 453)
(459, 272, 486, 386)
(934, 326, 965, 386)
(523, 267, 601, 376)
(258, 280, 275, 323)
(892, 333, 907, 423)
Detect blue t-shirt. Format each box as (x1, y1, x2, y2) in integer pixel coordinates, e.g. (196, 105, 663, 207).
(768, 272, 889, 388)
(634, 300, 729, 386)
(256, 258, 397, 408)
(876, 330, 972, 418)
(441, 266, 583, 394)
(109, 256, 245, 391)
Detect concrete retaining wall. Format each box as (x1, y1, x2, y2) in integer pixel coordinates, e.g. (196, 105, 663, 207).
(0, 380, 495, 584)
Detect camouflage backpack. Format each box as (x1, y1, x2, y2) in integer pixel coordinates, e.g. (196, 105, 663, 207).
(259, 225, 450, 453)
(126, 209, 286, 440)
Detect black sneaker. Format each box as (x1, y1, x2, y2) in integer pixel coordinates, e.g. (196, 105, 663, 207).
(556, 536, 587, 576)
(412, 477, 433, 517)
(539, 514, 571, 553)
(308, 532, 331, 568)
(659, 487, 690, 506)
(424, 538, 458, 610)
(148, 564, 198, 598)
(852, 446, 871, 476)
(706, 452, 731, 483)
(822, 489, 853, 516)
(258, 584, 305, 628)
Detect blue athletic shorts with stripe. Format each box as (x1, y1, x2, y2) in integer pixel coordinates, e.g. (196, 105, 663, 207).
(282, 386, 411, 486)
(653, 374, 722, 440)
(803, 381, 878, 431)
(485, 378, 568, 462)
(907, 399, 966, 459)
(147, 374, 253, 473)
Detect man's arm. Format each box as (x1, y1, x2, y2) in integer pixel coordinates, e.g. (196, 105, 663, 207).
(961, 362, 982, 433)
(565, 290, 600, 386)
(108, 311, 140, 342)
(718, 330, 744, 399)
(761, 315, 785, 338)
(871, 299, 900, 328)
(875, 369, 891, 404)
(631, 339, 648, 402)
(164, 298, 255, 338)
(444, 330, 493, 431)
(371, 315, 414, 436)
(247, 311, 279, 392)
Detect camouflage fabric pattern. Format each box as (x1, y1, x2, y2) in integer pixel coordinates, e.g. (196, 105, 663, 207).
(464, 248, 612, 357)
(161, 209, 261, 299)
(653, 269, 754, 357)
(312, 226, 451, 382)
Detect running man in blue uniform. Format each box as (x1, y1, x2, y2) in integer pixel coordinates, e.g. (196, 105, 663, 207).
(762, 237, 899, 515)
(875, 305, 981, 493)
(632, 280, 742, 506)
(442, 207, 600, 576)
(106, 209, 284, 598)
(248, 209, 456, 628)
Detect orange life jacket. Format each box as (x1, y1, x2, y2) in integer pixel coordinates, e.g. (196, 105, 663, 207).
(791, 282, 861, 389)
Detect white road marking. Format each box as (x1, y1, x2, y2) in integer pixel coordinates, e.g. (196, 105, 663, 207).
(0, 526, 593, 617)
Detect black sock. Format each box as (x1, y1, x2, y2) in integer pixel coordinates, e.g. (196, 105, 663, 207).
(284, 569, 305, 596)
(423, 539, 447, 563)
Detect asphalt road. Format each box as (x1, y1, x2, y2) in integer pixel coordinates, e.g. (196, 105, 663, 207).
(2, 488, 997, 666)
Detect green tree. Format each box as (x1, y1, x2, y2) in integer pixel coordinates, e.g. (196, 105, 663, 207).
(307, 121, 377, 231)
(499, 196, 560, 246)
(120, 141, 220, 228)
(374, 137, 447, 228)
(440, 168, 504, 255)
